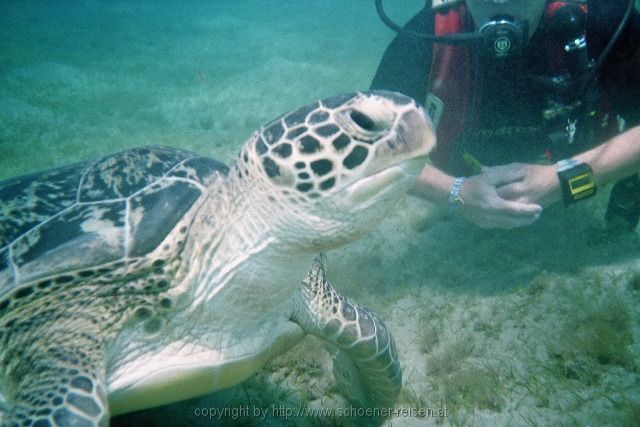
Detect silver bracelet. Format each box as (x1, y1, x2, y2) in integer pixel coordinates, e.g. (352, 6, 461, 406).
(449, 177, 466, 211)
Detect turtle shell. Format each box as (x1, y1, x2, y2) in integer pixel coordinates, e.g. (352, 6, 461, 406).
(0, 146, 228, 293)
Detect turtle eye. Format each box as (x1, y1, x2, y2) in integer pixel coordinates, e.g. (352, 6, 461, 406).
(349, 109, 379, 132)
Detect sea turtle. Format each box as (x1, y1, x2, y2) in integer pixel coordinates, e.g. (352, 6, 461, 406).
(0, 91, 434, 426)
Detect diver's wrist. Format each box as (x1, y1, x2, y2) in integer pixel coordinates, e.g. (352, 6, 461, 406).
(410, 164, 460, 206)
(548, 165, 563, 206)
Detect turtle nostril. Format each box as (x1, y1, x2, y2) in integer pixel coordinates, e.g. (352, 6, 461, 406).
(349, 109, 381, 132)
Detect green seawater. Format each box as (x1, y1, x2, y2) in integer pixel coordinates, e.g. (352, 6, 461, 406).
(1, 1, 639, 426)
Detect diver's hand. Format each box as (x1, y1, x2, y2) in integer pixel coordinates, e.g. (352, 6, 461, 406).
(493, 163, 562, 208)
(458, 166, 543, 229)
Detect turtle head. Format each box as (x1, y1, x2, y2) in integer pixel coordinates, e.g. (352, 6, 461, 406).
(233, 91, 435, 250)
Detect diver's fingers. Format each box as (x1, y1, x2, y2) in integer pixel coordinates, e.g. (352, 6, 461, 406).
(471, 201, 542, 229)
(484, 163, 528, 187)
(496, 200, 542, 229)
(498, 199, 542, 218)
(496, 181, 523, 200)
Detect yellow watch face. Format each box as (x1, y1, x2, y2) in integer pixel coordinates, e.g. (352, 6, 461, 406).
(568, 172, 596, 200)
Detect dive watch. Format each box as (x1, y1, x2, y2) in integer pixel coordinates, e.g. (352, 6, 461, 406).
(556, 158, 596, 205)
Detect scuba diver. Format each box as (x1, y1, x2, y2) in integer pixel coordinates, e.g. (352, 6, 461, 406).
(371, 0, 640, 229)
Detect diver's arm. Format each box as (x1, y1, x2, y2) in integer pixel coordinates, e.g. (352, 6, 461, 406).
(410, 164, 455, 204)
(576, 125, 640, 186)
(496, 126, 640, 207)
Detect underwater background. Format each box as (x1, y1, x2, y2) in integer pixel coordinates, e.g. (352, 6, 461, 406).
(1, 0, 639, 426)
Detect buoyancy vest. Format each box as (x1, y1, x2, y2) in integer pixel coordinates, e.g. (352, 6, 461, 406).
(425, 4, 477, 172)
(425, 1, 618, 175)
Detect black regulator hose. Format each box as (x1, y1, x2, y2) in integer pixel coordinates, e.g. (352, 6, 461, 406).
(375, 0, 482, 44)
(577, 0, 635, 99)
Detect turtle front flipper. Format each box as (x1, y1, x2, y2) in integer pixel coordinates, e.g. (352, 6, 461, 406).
(1, 314, 109, 427)
(292, 255, 402, 410)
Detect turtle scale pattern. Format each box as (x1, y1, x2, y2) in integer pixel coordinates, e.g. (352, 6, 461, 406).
(0, 249, 183, 427)
(292, 255, 402, 410)
(0, 146, 228, 427)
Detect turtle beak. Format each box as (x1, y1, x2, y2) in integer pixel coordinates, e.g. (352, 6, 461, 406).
(369, 106, 435, 176)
